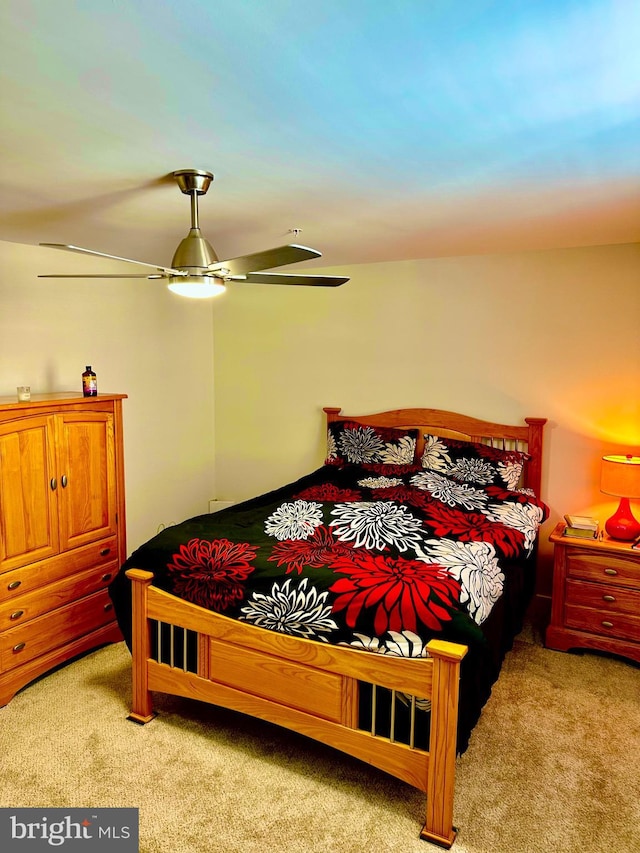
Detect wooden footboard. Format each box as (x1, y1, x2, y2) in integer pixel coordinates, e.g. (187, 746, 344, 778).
(126, 568, 467, 847)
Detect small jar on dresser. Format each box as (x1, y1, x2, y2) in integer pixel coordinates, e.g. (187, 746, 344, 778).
(0, 391, 127, 705)
(546, 521, 640, 664)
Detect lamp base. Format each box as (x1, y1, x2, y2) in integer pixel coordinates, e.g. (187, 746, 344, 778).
(604, 497, 640, 541)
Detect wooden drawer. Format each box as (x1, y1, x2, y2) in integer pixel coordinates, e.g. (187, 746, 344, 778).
(1, 537, 118, 601)
(0, 561, 118, 628)
(565, 578, 640, 616)
(0, 589, 115, 672)
(565, 604, 640, 644)
(566, 552, 639, 588)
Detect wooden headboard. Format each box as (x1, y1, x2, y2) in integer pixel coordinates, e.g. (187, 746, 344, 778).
(324, 406, 547, 497)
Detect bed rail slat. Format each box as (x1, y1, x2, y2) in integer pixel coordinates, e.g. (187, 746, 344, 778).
(371, 684, 377, 736)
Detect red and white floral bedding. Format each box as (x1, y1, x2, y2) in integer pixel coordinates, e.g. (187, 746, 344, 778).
(110, 421, 548, 750)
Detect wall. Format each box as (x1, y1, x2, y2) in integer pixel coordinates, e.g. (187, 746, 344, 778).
(212, 242, 640, 598)
(0, 240, 216, 553)
(2, 239, 637, 598)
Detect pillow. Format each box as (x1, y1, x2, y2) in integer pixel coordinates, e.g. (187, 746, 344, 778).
(326, 421, 418, 466)
(421, 434, 528, 490)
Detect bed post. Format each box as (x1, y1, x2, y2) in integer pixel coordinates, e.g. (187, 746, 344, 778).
(421, 639, 467, 848)
(125, 569, 156, 724)
(323, 406, 341, 423)
(524, 417, 546, 496)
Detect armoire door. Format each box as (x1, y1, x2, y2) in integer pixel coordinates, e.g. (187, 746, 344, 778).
(56, 411, 119, 551)
(0, 415, 60, 573)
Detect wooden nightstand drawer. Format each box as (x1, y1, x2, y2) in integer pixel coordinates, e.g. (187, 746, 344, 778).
(566, 552, 639, 588)
(1, 537, 118, 601)
(565, 604, 640, 644)
(0, 589, 115, 672)
(0, 561, 118, 627)
(565, 578, 640, 616)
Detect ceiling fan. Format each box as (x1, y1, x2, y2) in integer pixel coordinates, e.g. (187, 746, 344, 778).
(39, 169, 349, 298)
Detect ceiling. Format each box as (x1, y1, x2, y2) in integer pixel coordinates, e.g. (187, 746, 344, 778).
(1, 0, 638, 273)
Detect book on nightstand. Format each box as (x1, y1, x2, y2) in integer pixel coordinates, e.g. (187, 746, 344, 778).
(563, 514, 599, 539)
(563, 526, 599, 539)
(564, 514, 598, 530)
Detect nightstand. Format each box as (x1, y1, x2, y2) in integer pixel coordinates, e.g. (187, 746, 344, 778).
(546, 521, 640, 664)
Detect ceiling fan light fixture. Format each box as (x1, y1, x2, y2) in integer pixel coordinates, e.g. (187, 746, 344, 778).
(167, 276, 226, 299)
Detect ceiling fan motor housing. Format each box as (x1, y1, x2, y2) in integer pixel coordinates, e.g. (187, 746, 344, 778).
(171, 229, 219, 270)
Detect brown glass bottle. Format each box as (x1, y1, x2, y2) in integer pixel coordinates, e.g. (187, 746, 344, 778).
(82, 365, 97, 397)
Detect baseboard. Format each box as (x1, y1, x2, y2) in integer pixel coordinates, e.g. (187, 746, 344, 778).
(208, 500, 236, 513)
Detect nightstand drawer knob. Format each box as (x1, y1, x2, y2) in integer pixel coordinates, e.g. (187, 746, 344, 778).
(13, 642, 26, 653)
(102, 573, 113, 583)
(104, 602, 113, 612)
(601, 621, 614, 629)
(100, 548, 111, 557)
(10, 610, 24, 621)
(604, 568, 618, 576)
(602, 594, 616, 603)
(7, 580, 21, 591)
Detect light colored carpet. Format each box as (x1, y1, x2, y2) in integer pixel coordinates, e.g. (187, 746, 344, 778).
(1, 624, 639, 853)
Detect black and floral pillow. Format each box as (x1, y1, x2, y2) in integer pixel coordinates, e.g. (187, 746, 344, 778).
(326, 421, 418, 466)
(421, 434, 528, 490)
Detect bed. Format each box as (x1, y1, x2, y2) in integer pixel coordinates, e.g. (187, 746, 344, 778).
(109, 406, 547, 847)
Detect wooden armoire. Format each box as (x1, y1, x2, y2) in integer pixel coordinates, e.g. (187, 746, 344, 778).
(0, 392, 126, 705)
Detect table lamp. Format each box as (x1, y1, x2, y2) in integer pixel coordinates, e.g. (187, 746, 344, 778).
(600, 454, 640, 541)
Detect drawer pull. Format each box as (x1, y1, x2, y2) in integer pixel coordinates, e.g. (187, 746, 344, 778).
(101, 573, 113, 583)
(100, 548, 111, 557)
(7, 580, 22, 591)
(104, 602, 113, 612)
(601, 621, 614, 629)
(602, 594, 616, 603)
(10, 610, 25, 621)
(603, 568, 618, 576)
(13, 642, 26, 653)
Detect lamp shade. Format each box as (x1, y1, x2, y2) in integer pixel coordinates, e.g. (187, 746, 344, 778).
(600, 454, 640, 540)
(600, 455, 640, 498)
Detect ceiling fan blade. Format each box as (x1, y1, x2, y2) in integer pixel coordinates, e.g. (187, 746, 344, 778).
(209, 244, 321, 276)
(39, 243, 186, 276)
(237, 272, 349, 287)
(38, 274, 167, 279)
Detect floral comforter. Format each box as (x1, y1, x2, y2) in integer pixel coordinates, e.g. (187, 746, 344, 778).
(110, 460, 548, 750)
